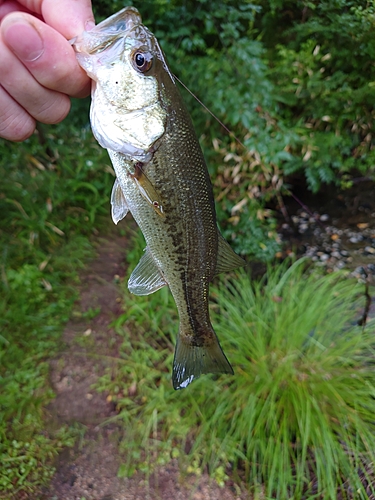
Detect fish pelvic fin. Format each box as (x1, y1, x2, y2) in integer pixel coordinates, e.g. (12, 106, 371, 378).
(172, 333, 234, 390)
(111, 178, 129, 224)
(128, 246, 168, 295)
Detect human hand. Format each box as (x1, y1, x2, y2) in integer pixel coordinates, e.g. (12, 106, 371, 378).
(0, 0, 95, 141)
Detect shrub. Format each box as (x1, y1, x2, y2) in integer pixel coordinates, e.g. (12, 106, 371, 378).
(90, 0, 375, 259)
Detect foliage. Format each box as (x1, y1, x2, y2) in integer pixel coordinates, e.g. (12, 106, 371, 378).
(96, 230, 375, 498)
(2, 0, 375, 495)
(0, 429, 75, 495)
(0, 106, 114, 496)
(91, 0, 375, 259)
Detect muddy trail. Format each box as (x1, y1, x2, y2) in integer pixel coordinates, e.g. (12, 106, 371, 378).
(42, 229, 245, 500)
(42, 180, 375, 500)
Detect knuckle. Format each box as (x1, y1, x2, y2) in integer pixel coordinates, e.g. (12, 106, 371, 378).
(0, 110, 35, 141)
(35, 94, 71, 124)
(0, 85, 36, 141)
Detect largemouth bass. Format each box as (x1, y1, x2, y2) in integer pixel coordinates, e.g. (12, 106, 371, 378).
(73, 7, 245, 389)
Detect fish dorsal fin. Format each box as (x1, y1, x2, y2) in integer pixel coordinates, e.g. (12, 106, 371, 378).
(215, 231, 246, 276)
(128, 247, 168, 295)
(111, 178, 129, 224)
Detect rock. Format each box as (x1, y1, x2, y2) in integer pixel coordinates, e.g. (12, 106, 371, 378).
(349, 235, 363, 244)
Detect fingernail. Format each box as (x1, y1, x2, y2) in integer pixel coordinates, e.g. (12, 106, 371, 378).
(3, 18, 44, 62)
(85, 20, 96, 31)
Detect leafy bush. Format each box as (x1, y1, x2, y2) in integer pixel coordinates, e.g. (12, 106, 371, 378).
(91, 0, 375, 259)
(269, 1, 375, 191)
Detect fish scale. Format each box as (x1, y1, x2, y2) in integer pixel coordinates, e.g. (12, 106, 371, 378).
(111, 102, 216, 342)
(73, 6, 245, 389)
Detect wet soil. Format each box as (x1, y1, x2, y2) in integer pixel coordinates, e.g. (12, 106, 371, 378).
(277, 180, 375, 277)
(42, 225, 246, 500)
(277, 180, 375, 317)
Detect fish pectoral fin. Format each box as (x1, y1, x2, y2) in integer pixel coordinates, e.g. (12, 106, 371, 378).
(128, 247, 168, 295)
(172, 333, 234, 390)
(215, 231, 246, 276)
(128, 163, 165, 217)
(111, 178, 129, 224)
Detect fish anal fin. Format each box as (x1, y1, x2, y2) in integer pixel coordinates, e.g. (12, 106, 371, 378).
(172, 333, 233, 390)
(128, 247, 167, 295)
(111, 178, 129, 224)
(215, 231, 246, 276)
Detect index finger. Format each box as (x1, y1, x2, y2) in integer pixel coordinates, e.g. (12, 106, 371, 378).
(13, 0, 95, 38)
(0, 1, 30, 20)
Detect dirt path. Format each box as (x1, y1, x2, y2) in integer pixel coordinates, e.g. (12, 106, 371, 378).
(42, 225, 246, 500)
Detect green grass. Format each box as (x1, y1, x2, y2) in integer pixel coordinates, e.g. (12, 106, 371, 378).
(211, 262, 375, 498)
(2, 103, 375, 498)
(96, 233, 375, 499)
(0, 106, 114, 497)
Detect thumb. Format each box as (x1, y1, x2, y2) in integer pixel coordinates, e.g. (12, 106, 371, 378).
(1, 12, 91, 97)
(41, 0, 95, 38)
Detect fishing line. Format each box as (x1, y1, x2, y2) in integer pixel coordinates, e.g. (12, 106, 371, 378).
(173, 74, 247, 152)
(174, 74, 323, 227)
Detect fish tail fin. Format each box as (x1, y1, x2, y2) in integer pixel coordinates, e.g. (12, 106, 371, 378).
(172, 333, 233, 390)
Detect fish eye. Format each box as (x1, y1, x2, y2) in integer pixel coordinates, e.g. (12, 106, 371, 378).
(132, 51, 153, 73)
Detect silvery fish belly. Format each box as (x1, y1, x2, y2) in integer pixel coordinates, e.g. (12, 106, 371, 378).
(73, 6, 245, 389)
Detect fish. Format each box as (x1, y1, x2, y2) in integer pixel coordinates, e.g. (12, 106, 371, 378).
(72, 6, 246, 389)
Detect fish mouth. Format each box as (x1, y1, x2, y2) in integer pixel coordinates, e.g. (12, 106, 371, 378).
(91, 6, 142, 38)
(72, 6, 148, 55)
